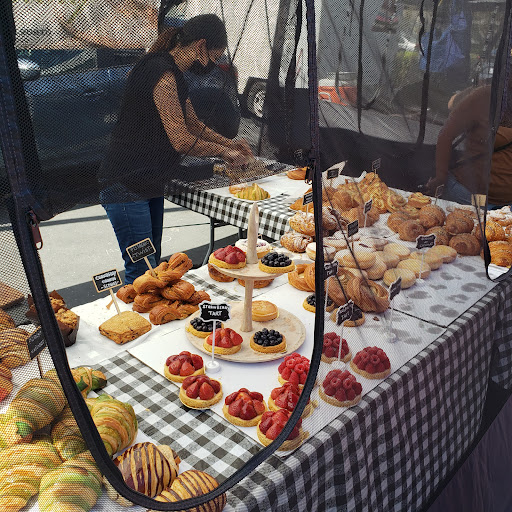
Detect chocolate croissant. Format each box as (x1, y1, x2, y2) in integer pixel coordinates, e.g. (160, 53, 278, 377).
(149, 303, 182, 325)
(449, 233, 481, 256)
(187, 290, 211, 305)
(116, 284, 137, 304)
(133, 293, 169, 313)
(161, 280, 195, 301)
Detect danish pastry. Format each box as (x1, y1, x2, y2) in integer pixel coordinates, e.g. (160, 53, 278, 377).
(346, 277, 389, 313)
(149, 303, 182, 325)
(407, 192, 431, 208)
(161, 280, 195, 301)
(383, 189, 407, 212)
(472, 220, 506, 242)
(280, 230, 313, 253)
(288, 264, 315, 292)
(289, 211, 316, 237)
(132, 274, 166, 295)
(327, 276, 350, 306)
(445, 212, 474, 235)
(387, 211, 411, 233)
(487, 241, 512, 267)
(418, 204, 446, 229)
(397, 220, 425, 242)
(133, 293, 168, 312)
(449, 233, 481, 256)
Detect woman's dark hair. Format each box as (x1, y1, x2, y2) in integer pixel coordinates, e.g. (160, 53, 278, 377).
(149, 14, 227, 54)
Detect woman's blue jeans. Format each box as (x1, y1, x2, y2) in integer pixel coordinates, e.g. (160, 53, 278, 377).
(102, 197, 164, 284)
(442, 173, 473, 205)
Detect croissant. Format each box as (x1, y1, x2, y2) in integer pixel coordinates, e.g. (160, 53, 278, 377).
(0, 440, 62, 512)
(289, 196, 314, 213)
(187, 290, 211, 305)
(488, 241, 512, 267)
(149, 303, 182, 325)
(289, 211, 316, 237)
(174, 301, 200, 319)
(445, 212, 474, 235)
(0, 328, 30, 369)
(133, 293, 169, 312)
(288, 264, 315, 292)
(331, 189, 359, 210)
(51, 406, 88, 461)
(280, 230, 313, 253)
(71, 367, 107, 398)
(398, 220, 425, 242)
(345, 205, 379, 227)
(116, 284, 137, 304)
(235, 183, 270, 200)
(287, 167, 307, 180)
(38, 451, 102, 512)
(322, 206, 338, 231)
(0, 363, 13, 402)
(418, 204, 446, 229)
(86, 394, 138, 457)
(168, 252, 193, 276)
(161, 280, 195, 301)
(426, 226, 451, 246)
(449, 233, 481, 256)
(346, 277, 389, 313)
(399, 205, 420, 219)
(133, 274, 167, 295)
(386, 211, 410, 233)
(151, 470, 226, 512)
(0, 309, 15, 330)
(473, 220, 506, 243)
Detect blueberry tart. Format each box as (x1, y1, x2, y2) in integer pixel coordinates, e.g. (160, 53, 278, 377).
(186, 317, 223, 338)
(258, 252, 295, 274)
(250, 328, 287, 354)
(302, 294, 335, 313)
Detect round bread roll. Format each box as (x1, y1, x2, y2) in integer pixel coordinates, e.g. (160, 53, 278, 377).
(323, 235, 348, 250)
(383, 243, 411, 261)
(429, 245, 458, 263)
(375, 250, 400, 269)
(410, 250, 443, 270)
(397, 258, 431, 279)
(339, 249, 377, 269)
(366, 257, 387, 280)
(383, 268, 417, 289)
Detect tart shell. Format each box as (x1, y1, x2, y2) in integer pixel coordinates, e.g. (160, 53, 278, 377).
(256, 427, 308, 451)
(252, 301, 279, 322)
(302, 300, 315, 313)
(203, 339, 241, 355)
(321, 349, 352, 364)
(179, 385, 223, 409)
(278, 375, 304, 388)
(268, 396, 314, 418)
(249, 334, 287, 354)
(258, 261, 295, 274)
(185, 322, 223, 338)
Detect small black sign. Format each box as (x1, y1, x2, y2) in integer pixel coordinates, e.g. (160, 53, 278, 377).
(27, 328, 46, 359)
(126, 238, 156, 263)
(347, 220, 359, 238)
(435, 184, 444, 198)
(416, 234, 436, 250)
(326, 167, 339, 179)
(199, 302, 231, 322)
(92, 269, 122, 293)
(372, 158, 381, 171)
(324, 261, 339, 278)
(364, 199, 373, 214)
(336, 300, 354, 326)
(302, 191, 314, 205)
(389, 277, 402, 301)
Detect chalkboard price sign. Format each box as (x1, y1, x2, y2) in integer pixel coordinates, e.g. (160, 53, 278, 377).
(324, 261, 339, 278)
(336, 300, 354, 326)
(199, 302, 231, 322)
(347, 220, 359, 238)
(27, 328, 46, 360)
(372, 158, 381, 172)
(126, 238, 156, 263)
(364, 199, 373, 214)
(416, 234, 436, 250)
(302, 191, 314, 205)
(92, 269, 122, 293)
(389, 277, 402, 301)
(326, 167, 339, 179)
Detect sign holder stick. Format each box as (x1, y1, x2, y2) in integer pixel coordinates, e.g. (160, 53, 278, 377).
(144, 256, 156, 276)
(36, 355, 44, 378)
(109, 289, 121, 315)
(337, 324, 345, 361)
(205, 320, 220, 373)
(386, 304, 396, 341)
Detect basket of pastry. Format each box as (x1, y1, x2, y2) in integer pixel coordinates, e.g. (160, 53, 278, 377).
(25, 290, 80, 347)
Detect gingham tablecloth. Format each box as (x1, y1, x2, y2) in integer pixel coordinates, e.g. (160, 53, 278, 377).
(93, 277, 512, 512)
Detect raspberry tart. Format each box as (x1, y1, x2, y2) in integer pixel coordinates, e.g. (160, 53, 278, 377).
(303, 294, 335, 313)
(278, 353, 310, 387)
(257, 409, 307, 451)
(351, 346, 391, 379)
(204, 327, 243, 355)
(258, 252, 295, 274)
(223, 388, 267, 426)
(209, 245, 246, 269)
(250, 328, 286, 354)
(179, 375, 223, 409)
(186, 317, 223, 338)
(319, 369, 362, 407)
(164, 351, 205, 383)
(322, 332, 351, 363)
(268, 382, 314, 418)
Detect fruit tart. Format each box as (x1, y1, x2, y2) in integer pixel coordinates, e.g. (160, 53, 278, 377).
(223, 388, 267, 426)
(252, 300, 278, 321)
(250, 328, 286, 354)
(179, 375, 222, 409)
(268, 382, 314, 418)
(319, 369, 363, 407)
(258, 252, 295, 274)
(322, 332, 351, 363)
(351, 346, 391, 379)
(278, 353, 310, 387)
(164, 351, 204, 383)
(209, 245, 246, 269)
(257, 409, 307, 451)
(186, 317, 223, 338)
(235, 238, 272, 259)
(204, 327, 243, 355)
(303, 294, 335, 313)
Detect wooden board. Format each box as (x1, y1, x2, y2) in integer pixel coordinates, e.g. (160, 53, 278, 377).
(0, 282, 25, 309)
(185, 302, 306, 362)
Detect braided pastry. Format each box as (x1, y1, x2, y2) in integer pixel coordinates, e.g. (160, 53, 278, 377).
(174, 301, 200, 319)
(167, 252, 193, 277)
(398, 220, 425, 242)
(132, 274, 167, 295)
(161, 280, 196, 301)
(449, 233, 481, 256)
(289, 211, 316, 237)
(488, 241, 512, 267)
(387, 211, 411, 233)
(445, 212, 474, 235)
(187, 290, 211, 305)
(418, 204, 446, 229)
(0, 328, 30, 369)
(150, 262, 183, 286)
(426, 226, 451, 246)
(115, 284, 136, 304)
(288, 264, 315, 292)
(133, 294, 169, 313)
(407, 192, 431, 208)
(0, 363, 13, 402)
(280, 230, 313, 253)
(473, 220, 506, 242)
(383, 189, 407, 212)
(346, 277, 389, 313)
(149, 303, 182, 325)
(0, 309, 15, 330)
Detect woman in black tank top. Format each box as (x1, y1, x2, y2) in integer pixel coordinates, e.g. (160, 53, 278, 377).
(100, 14, 253, 283)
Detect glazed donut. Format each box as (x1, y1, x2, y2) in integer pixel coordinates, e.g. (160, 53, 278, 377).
(449, 233, 481, 256)
(116, 284, 137, 304)
(288, 264, 315, 292)
(132, 274, 167, 295)
(346, 277, 390, 313)
(280, 231, 313, 253)
(426, 226, 451, 246)
(397, 220, 425, 242)
(208, 263, 235, 282)
(418, 204, 446, 229)
(161, 280, 196, 301)
(445, 212, 474, 235)
(407, 192, 431, 208)
(289, 211, 316, 237)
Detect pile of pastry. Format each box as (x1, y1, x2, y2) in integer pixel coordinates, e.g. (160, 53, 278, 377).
(115, 253, 211, 327)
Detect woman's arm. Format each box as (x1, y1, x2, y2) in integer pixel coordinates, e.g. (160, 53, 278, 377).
(185, 99, 233, 146)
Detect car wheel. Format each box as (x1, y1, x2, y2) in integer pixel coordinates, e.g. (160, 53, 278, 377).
(247, 81, 266, 118)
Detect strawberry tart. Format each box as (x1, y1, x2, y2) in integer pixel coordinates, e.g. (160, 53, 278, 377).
(278, 353, 310, 387)
(209, 245, 246, 269)
(257, 409, 307, 451)
(204, 327, 243, 355)
(179, 375, 223, 409)
(268, 382, 314, 418)
(319, 369, 362, 407)
(322, 332, 351, 363)
(351, 346, 391, 379)
(223, 388, 267, 426)
(164, 351, 204, 383)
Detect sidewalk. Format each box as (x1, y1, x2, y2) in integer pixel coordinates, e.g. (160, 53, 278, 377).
(38, 201, 239, 308)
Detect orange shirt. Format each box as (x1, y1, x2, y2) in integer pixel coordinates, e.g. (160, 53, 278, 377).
(488, 126, 512, 205)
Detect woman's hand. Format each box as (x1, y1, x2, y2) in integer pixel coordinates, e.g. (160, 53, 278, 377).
(221, 148, 252, 168)
(227, 139, 254, 158)
(424, 175, 446, 196)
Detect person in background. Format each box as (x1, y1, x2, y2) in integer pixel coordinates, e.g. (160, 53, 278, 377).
(100, 14, 253, 283)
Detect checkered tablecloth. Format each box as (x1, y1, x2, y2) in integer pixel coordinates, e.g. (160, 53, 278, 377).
(93, 277, 512, 512)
